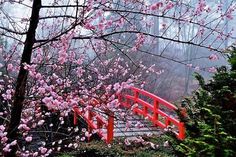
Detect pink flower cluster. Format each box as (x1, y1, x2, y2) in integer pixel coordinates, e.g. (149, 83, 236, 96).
(150, 2, 163, 11)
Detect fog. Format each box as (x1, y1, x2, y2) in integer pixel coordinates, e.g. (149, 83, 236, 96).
(0, 0, 236, 101)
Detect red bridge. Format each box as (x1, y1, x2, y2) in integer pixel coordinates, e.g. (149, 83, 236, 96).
(73, 87, 185, 143)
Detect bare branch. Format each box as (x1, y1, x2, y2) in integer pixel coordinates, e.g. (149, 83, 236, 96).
(0, 26, 27, 35)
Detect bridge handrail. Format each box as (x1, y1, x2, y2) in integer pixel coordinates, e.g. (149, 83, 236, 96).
(130, 87, 178, 110)
(73, 106, 114, 143)
(118, 87, 185, 140)
(73, 86, 185, 144)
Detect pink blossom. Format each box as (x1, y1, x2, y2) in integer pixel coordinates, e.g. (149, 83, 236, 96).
(25, 136, 32, 142)
(96, 9, 103, 17)
(108, 95, 115, 101)
(209, 54, 219, 61)
(38, 120, 45, 126)
(84, 23, 95, 30)
(53, 99, 60, 107)
(146, 132, 153, 137)
(117, 18, 124, 27)
(32, 152, 38, 157)
(35, 73, 42, 79)
(0, 125, 5, 131)
(36, 53, 43, 62)
(205, 6, 211, 13)
(82, 128, 86, 132)
(68, 143, 73, 148)
(76, 67, 85, 78)
(187, 64, 193, 67)
(113, 83, 120, 91)
(7, 64, 13, 71)
(2, 89, 12, 100)
(10, 140, 17, 146)
(134, 33, 145, 50)
(194, 66, 200, 71)
(124, 138, 131, 146)
(106, 20, 112, 27)
(125, 121, 132, 130)
(225, 7, 234, 20)
(149, 142, 156, 149)
(131, 103, 139, 111)
(38, 87, 46, 94)
(120, 112, 125, 118)
(76, 58, 84, 65)
(39, 147, 47, 154)
(107, 99, 119, 109)
(18, 124, 30, 131)
(42, 97, 52, 104)
(58, 57, 66, 64)
(45, 85, 53, 92)
(3, 144, 11, 152)
(80, 137, 86, 141)
(208, 67, 217, 73)
(195, 0, 206, 15)
(85, 131, 91, 137)
(121, 82, 132, 89)
(150, 4, 157, 10)
(56, 78, 63, 85)
(165, 2, 174, 10)
(105, 85, 112, 93)
(135, 121, 143, 128)
(2, 136, 8, 143)
(70, 100, 78, 106)
(197, 28, 205, 36)
(163, 141, 169, 147)
(157, 2, 163, 8)
(58, 140, 62, 144)
(98, 23, 105, 31)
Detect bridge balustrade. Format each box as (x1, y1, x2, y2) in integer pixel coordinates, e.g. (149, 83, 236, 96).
(73, 87, 185, 143)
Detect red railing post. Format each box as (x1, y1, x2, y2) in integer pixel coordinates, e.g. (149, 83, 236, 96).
(126, 98, 131, 108)
(153, 100, 159, 122)
(134, 90, 139, 102)
(73, 107, 78, 125)
(133, 90, 139, 114)
(165, 118, 171, 126)
(97, 118, 102, 129)
(143, 105, 148, 117)
(178, 122, 185, 140)
(107, 111, 114, 143)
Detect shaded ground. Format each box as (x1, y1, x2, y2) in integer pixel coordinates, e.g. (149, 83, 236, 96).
(54, 135, 176, 157)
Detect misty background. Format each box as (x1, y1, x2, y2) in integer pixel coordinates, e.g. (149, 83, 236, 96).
(0, 0, 236, 101)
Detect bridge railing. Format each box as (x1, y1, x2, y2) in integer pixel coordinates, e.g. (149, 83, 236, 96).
(73, 86, 185, 143)
(118, 87, 185, 140)
(73, 106, 114, 143)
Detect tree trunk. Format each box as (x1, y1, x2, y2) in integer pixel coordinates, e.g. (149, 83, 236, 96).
(5, 0, 41, 156)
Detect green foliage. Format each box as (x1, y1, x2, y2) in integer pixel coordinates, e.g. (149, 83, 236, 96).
(55, 137, 175, 157)
(226, 46, 236, 70)
(170, 48, 236, 157)
(57, 155, 73, 157)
